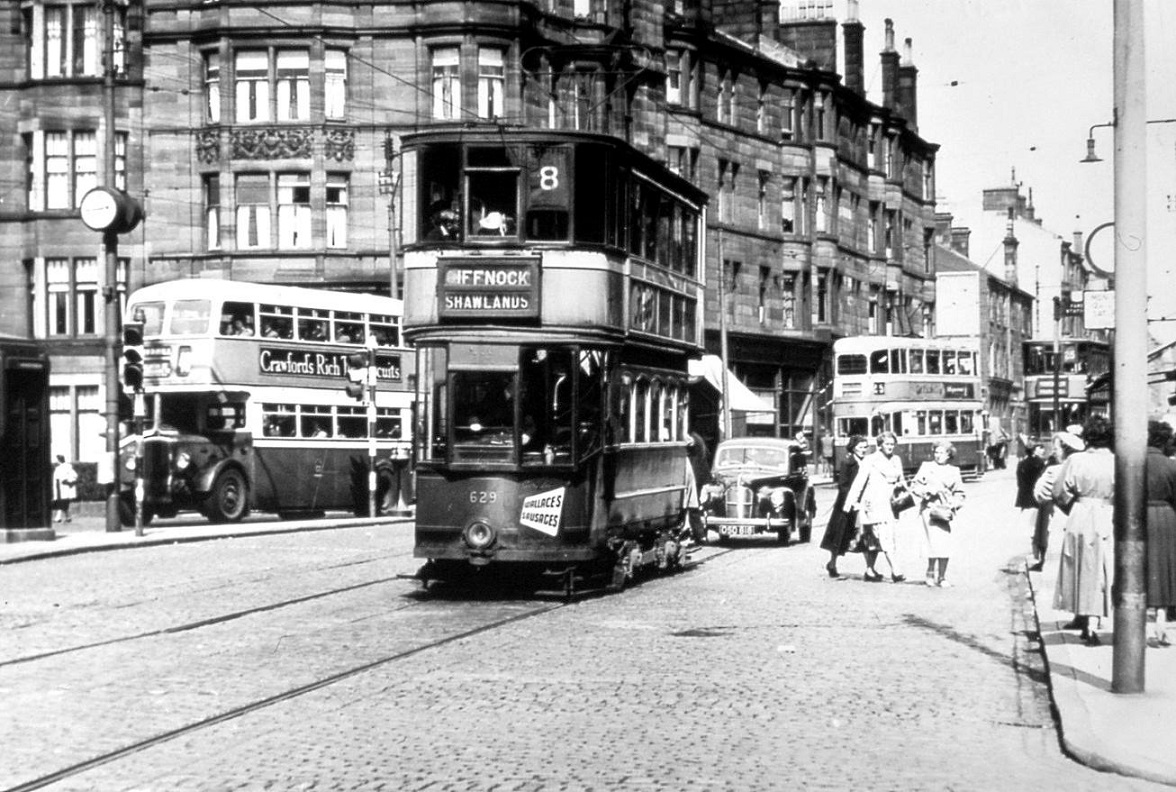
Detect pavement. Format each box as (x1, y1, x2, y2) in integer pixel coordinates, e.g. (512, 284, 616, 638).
(3, 468, 1175, 788)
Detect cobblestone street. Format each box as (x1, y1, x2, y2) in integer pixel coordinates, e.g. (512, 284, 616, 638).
(2, 469, 1166, 791)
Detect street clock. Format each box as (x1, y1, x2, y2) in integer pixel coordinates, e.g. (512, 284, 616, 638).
(79, 187, 144, 234)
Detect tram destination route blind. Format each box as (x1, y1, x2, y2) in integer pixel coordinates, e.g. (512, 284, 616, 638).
(438, 259, 541, 321)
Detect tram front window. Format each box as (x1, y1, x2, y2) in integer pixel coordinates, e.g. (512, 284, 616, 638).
(453, 371, 516, 458)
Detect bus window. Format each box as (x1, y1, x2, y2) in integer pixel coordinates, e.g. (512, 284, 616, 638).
(870, 413, 886, 437)
(171, 300, 211, 335)
(837, 354, 867, 375)
(206, 401, 245, 431)
(370, 315, 400, 347)
(220, 302, 256, 336)
(261, 404, 296, 437)
(337, 406, 366, 438)
(333, 311, 363, 344)
(891, 412, 904, 436)
(890, 348, 906, 374)
(909, 349, 924, 374)
(925, 350, 941, 374)
(375, 408, 402, 439)
(260, 305, 294, 339)
(297, 309, 329, 342)
(943, 350, 956, 374)
(928, 411, 943, 435)
(301, 405, 333, 438)
(869, 349, 889, 374)
(944, 411, 959, 434)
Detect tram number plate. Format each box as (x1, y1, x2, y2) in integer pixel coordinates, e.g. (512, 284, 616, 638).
(469, 491, 498, 504)
(725, 525, 757, 537)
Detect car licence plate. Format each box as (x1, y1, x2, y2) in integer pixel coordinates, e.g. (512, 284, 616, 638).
(725, 525, 757, 537)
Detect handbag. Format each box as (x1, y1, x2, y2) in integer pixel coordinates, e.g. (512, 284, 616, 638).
(890, 483, 915, 514)
(927, 504, 955, 522)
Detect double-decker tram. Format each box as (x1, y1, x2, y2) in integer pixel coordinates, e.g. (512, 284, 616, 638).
(401, 129, 706, 591)
(1022, 337, 1111, 438)
(831, 336, 985, 477)
(120, 280, 412, 525)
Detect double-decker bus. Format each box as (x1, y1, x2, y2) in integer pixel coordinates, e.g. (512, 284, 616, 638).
(120, 280, 413, 525)
(831, 336, 984, 477)
(401, 128, 706, 590)
(1022, 337, 1111, 439)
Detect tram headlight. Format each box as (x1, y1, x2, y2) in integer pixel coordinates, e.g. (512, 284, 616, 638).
(462, 520, 496, 550)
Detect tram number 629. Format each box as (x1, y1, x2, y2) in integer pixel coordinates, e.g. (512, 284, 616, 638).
(469, 491, 499, 504)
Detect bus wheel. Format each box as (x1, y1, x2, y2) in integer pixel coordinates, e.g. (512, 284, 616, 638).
(205, 469, 249, 523)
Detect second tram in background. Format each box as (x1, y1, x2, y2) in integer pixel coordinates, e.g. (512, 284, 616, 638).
(1022, 337, 1111, 439)
(401, 128, 706, 591)
(831, 336, 985, 477)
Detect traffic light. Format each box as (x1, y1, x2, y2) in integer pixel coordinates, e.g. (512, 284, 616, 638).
(122, 319, 145, 393)
(345, 349, 373, 402)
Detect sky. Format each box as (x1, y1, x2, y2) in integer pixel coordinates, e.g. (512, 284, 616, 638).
(844, 0, 1176, 342)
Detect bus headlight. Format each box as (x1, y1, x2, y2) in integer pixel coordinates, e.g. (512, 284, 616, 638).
(174, 451, 192, 471)
(462, 521, 496, 550)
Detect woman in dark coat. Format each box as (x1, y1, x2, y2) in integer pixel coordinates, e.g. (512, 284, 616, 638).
(1145, 420, 1176, 647)
(1015, 442, 1048, 568)
(820, 435, 869, 578)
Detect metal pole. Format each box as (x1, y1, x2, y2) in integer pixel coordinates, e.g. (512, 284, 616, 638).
(133, 391, 145, 536)
(366, 344, 378, 517)
(717, 229, 731, 441)
(1053, 298, 1062, 432)
(1111, 0, 1147, 694)
(101, 0, 121, 532)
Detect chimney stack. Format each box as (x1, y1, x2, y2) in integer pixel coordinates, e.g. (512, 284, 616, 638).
(880, 19, 900, 112)
(950, 227, 972, 258)
(1003, 207, 1019, 287)
(897, 37, 918, 129)
(842, 0, 865, 94)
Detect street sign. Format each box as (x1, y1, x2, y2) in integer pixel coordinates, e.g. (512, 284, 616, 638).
(1084, 289, 1115, 330)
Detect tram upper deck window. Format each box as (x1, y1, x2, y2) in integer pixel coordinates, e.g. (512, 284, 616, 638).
(869, 349, 889, 374)
(467, 146, 519, 240)
(575, 144, 609, 244)
(957, 352, 975, 376)
(418, 144, 462, 242)
(925, 349, 941, 374)
(909, 349, 924, 374)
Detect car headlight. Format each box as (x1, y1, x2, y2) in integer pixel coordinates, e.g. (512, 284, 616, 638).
(769, 489, 787, 510)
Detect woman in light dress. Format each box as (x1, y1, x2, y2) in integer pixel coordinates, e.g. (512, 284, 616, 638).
(910, 441, 966, 587)
(844, 431, 907, 583)
(1053, 415, 1114, 646)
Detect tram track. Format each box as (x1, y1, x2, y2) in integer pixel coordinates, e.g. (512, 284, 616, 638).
(6, 598, 567, 792)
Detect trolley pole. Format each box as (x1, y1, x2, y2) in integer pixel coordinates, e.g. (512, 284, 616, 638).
(1052, 296, 1062, 431)
(1111, 0, 1147, 694)
(717, 229, 732, 441)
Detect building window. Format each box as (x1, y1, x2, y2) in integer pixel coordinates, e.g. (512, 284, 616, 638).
(73, 131, 96, 205)
(236, 174, 271, 249)
(668, 145, 698, 182)
(204, 174, 221, 250)
(781, 179, 795, 234)
(477, 47, 505, 120)
(24, 1, 119, 79)
(432, 47, 461, 120)
(326, 174, 348, 248)
(781, 90, 795, 141)
(204, 52, 220, 123)
(758, 171, 769, 230)
(666, 50, 682, 105)
(115, 131, 127, 190)
(45, 132, 70, 209)
(325, 49, 347, 120)
(757, 83, 767, 134)
(277, 173, 311, 248)
(45, 257, 98, 337)
(276, 49, 310, 121)
(814, 177, 827, 233)
(235, 50, 270, 123)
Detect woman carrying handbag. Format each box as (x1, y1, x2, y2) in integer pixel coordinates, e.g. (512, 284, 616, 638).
(844, 431, 908, 583)
(911, 440, 966, 587)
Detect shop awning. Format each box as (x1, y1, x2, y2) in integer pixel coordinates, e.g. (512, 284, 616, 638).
(689, 355, 776, 413)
